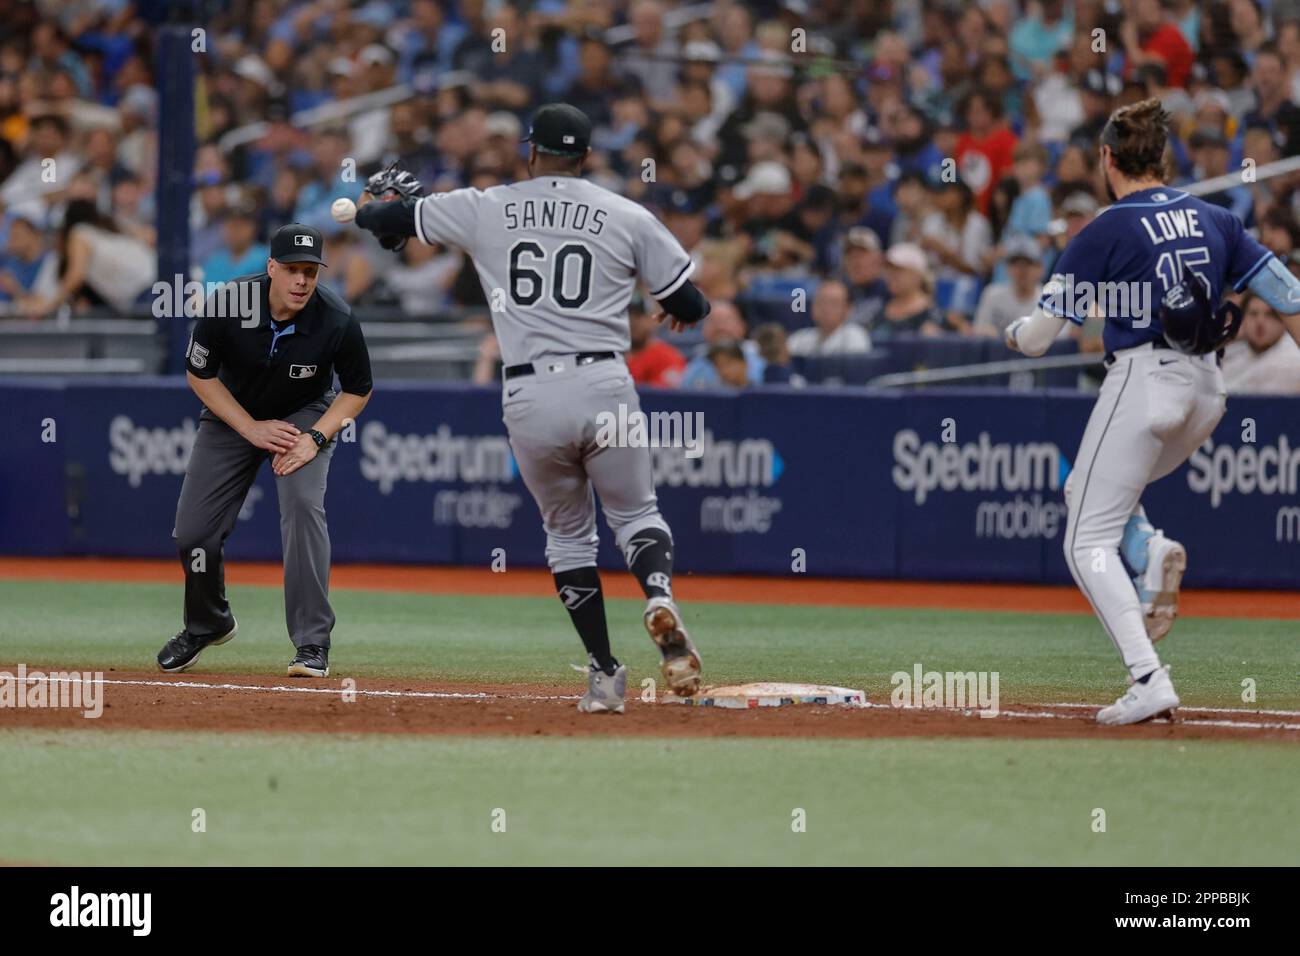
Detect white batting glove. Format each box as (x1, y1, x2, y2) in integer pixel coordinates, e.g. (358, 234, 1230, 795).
(1004, 317, 1027, 353)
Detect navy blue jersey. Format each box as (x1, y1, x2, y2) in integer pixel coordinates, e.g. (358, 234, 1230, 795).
(1040, 187, 1274, 353)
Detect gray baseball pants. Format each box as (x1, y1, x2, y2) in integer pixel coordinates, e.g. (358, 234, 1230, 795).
(502, 355, 670, 573)
(173, 398, 336, 648)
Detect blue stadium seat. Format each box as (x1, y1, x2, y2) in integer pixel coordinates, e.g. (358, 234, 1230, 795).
(935, 276, 984, 317)
(790, 351, 895, 385)
(739, 293, 815, 333)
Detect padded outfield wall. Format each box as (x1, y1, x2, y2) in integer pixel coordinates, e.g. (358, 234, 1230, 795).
(1, 378, 1296, 588)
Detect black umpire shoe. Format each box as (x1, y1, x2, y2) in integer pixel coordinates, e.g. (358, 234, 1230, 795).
(287, 644, 329, 678)
(157, 619, 239, 673)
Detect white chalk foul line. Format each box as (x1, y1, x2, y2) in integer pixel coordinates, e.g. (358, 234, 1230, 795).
(868, 701, 1300, 732)
(19, 676, 1300, 732)
(1044, 701, 1300, 718)
(35, 675, 579, 702)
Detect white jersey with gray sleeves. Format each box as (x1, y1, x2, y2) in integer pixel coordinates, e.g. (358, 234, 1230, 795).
(414, 176, 694, 366)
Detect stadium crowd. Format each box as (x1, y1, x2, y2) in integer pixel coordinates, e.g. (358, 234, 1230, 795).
(2, 0, 1300, 392)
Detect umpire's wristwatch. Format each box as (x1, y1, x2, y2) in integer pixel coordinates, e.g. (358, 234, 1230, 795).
(307, 429, 330, 449)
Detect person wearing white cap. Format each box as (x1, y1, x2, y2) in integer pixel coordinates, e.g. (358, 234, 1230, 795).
(973, 236, 1049, 338)
(876, 242, 945, 339)
(732, 160, 792, 201)
(681, 39, 736, 128)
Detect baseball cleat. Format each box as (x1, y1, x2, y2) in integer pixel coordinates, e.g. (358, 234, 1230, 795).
(1096, 665, 1179, 725)
(287, 644, 329, 678)
(1139, 533, 1186, 642)
(643, 596, 702, 697)
(577, 662, 627, 714)
(157, 619, 238, 673)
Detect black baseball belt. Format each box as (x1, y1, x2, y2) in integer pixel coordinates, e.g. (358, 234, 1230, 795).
(1103, 339, 1222, 368)
(503, 352, 618, 380)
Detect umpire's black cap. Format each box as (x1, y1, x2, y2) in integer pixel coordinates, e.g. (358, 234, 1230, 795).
(270, 223, 327, 266)
(524, 103, 592, 156)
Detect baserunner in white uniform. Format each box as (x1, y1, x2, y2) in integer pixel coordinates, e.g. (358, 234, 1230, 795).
(1007, 99, 1300, 724)
(352, 104, 711, 712)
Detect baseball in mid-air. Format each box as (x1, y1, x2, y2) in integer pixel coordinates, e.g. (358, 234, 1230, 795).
(331, 197, 356, 223)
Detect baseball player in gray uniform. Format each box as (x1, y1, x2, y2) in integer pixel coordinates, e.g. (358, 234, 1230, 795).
(353, 104, 711, 712)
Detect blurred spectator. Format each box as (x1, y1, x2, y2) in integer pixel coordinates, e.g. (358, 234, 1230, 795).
(716, 51, 803, 172)
(1, 114, 80, 220)
(16, 199, 152, 318)
(888, 102, 945, 180)
(564, 33, 623, 130)
(396, 0, 466, 87)
(921, 180, 992, 280)
(374, 100, 440, 187)
(381, 238, 461, 316)
(1229, 0, 1270, 63)
(1243, 44, 1300, 157)
(1122, 0, 1195, 89)
(1070, 70, 1123, 148)
(876, 243, 945, 339)
(787, 280, 871, 356)
(620, 0, 678, 103)
(920, 179, 992, 329)
(954, 87, 1018, 214)
(626, 298, 686, 387)
(839, 226, 889, 329)
(200, 198, 269, 285)
(888, 170, 930, 247)
(752, 322, 804, 386)
(681, 300, 765, 388)
(662, 190, 708, 257)
(838, 160, 895, 246)
(0, 215, 56, 303)
(973, 237, 1046, 339)
(456, 4, 544, 114)
(320, 230, 377, 305)
(1045, 191, 1100, 275)
(707, 341, 750, 389)
(293, 128, 356, 233)
(1004, 141, 1053, 239)
(1221, 293, 1300, 394)
(1189, 127, 1253, 223)
(1258, 207, 1299, 262)
(1009, 0, 1074, 80)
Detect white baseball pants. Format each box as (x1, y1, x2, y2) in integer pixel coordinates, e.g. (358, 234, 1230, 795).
(1064, 343, 1226, 680)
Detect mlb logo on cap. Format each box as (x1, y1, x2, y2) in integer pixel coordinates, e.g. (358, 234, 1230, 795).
(270, 223, 328, 266)
(523, 103, 592, 156)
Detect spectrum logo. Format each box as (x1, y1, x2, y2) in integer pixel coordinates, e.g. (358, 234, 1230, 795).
(649, 431, 783, 490)
(891, 430, 1067, 505)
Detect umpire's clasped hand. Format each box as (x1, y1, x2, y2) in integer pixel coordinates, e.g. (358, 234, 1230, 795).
(272, 432, 319, 477)
(241, 419, 301, 454)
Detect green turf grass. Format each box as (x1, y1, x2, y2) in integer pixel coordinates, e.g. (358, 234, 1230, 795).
(0, 729, 1295, 866)
(1, 579, 1296, 709)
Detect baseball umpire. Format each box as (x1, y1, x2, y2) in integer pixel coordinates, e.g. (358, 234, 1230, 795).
(156, 223, 373, 678)
(351, 104, 710, 713)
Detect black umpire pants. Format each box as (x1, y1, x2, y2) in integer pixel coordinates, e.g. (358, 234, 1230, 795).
(173, 398, 336, 648)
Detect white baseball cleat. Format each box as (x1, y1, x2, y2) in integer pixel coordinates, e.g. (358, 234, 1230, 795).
(577, 663, 627, 714)
(1139, 533, 1186, 642)
(1096, 665, 1179, 725)
(643, 596, 702, 697)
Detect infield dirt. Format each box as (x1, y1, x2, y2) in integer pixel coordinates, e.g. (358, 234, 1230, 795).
(1, 668, 1295, 741)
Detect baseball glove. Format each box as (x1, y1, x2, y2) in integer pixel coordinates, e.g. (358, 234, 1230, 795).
(363, 162, 423, 252)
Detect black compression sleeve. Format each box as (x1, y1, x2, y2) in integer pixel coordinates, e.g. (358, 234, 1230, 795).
(657, 279, 710, 325)
(355, 197, 421, 239)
